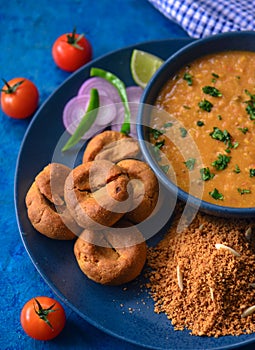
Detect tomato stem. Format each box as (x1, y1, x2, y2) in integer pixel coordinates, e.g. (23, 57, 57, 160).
(66, 27, 84, 50)
(33, 298, 58, 330)
(1, 78, 24, 94)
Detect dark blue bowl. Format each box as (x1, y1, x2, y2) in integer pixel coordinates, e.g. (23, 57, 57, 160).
(137, 31, 255, 218)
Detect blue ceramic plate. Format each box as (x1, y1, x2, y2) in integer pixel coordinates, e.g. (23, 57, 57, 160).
(15, 39, 255, 350)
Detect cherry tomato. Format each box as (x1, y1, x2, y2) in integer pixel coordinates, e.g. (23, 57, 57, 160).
(52, 28, 92, 72)
(20, 296, 66, 341)
(1, 78, 39, 119)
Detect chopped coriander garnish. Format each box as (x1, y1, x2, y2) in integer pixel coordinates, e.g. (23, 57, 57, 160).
(184, 158, 196, 170)
(212, 154, 231, 170)
(155, 139, 165, 149)
(209, 127, 234, 149)
(202, 86, 222, 97)
(210, 127, 228, 141)
(226, 143, 236, 152)
(198, 99, 213, 112)
(244, 89, 255, 120)
(237, 188, 251, 195)
(217, 115, 222, 120)
(183, 105, 191, 109)
(200, 167, 215, 181)
(211, 73, 219, 83)
(152, 146, 162, 161)
(160, 164, 169, 174)
(234, 164, 241, 173)
(209, 188, 224, 200)
(197, 120, 204, 127)
(183, 72, 193, 86)
(209, 127, 231, 142)
(152, 139, 165, 162)
(249, 168, 255, 177)
(225, 140, 238, 153)
(180, 127, 187, 137)
(152, 148, 161, 161)
(238, 127, 248, 134)
(152, 146, 161, 162)
(150, 128, 165, 140)
(163, 122, 173, 128)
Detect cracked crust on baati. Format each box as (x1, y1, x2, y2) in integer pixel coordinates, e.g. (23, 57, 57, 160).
(25, 163, 80, 240)
(74, 220, 147, 285)
(117, 159, 159, 223)
(82, 130, 140, 163)
(64, 159, 130, 229)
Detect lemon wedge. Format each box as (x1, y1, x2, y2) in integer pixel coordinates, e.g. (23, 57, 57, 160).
(130, 49, 164, 89)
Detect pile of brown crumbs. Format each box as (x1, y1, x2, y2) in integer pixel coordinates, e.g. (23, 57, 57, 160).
(146, 205, 255, 337)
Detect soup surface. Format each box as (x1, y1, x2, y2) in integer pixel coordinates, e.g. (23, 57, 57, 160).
(151, 51, 255, 207)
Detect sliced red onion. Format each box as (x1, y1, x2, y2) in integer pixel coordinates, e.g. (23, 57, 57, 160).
(63, 94, 116, 140)
(94, 103, 117, 127)
(126, 86, 143, 103)
(63, 82, 143, 141)
(78, 77, 121, 104)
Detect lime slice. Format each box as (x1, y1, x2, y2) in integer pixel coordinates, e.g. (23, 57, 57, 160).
(130, 49, 164, 89)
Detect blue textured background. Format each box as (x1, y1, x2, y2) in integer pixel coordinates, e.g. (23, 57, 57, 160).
(0, 1, 186, 349)
(0, 1, 253, 349)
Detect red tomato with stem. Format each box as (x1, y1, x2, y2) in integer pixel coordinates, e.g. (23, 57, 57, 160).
(20, 296, 66, 341)
(1, 78, 39, 119)
(52, 28, 92, 72)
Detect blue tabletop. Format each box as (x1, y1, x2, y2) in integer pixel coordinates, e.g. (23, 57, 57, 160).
(0, 1, 253, 349)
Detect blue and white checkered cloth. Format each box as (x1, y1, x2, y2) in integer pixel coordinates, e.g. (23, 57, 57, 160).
(148, 0, 255, 38)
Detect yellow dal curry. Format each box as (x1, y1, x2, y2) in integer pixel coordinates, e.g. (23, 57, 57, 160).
(151, 51, 255, 207)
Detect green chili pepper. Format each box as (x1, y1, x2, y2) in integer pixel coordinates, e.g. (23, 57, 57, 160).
(61, 88, 99, 152)
(90, 67, 131, 135)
